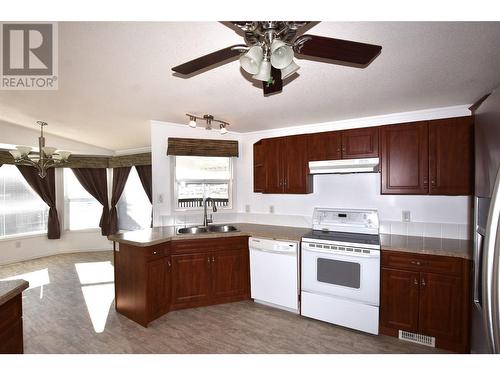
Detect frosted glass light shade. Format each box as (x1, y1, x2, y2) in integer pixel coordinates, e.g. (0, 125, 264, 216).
(281, 60, 300, 79)
(9, 150, 21, 159)
(42, 146, 57, 156)
(239, 46, 263, 75)
(220, 124, 228, 135)
(58, 150, 71, 160)
(16, 145, 32, 156)
(270, 39, 294, 69)
(252, 60, 271, 81)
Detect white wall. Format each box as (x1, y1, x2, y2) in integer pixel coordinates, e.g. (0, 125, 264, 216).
(152, 105, 473, 239)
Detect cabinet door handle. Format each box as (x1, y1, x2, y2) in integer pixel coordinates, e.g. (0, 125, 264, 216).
(212, 256, 215, 262)
(414, 278, 419, 285)
(283, 180, 287, 186)
(431, 179, 436, 186)
(167, 260, 171, 267)
(423, 177, 429, 186)
(207, 257, 210, 264)
(421, 279, 426, 287)
(410, 260, 421, 266)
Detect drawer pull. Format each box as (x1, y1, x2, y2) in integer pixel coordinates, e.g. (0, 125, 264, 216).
(410, 260, 421, 266)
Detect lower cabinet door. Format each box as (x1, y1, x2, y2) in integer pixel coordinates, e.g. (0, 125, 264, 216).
(212, 249, 250, 300)
(147, 257, 170, 320)
(380, 268, 420, 333)
(418, 272, 464, 344)
(171, 253, 211, 308)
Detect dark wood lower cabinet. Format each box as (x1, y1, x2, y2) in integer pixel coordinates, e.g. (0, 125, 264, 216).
(115, 236, 250, 327)
(0, 294, 24, 354)
(380, 250, 471, 353)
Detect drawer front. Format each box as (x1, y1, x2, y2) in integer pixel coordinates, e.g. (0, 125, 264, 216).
(381, 251, 464, 276)
(171, 236, 248, 254)
(0, 294, 22, 332)
(144, 243, 170, 260)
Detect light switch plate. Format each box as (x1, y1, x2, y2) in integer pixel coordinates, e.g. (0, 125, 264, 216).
(245, 204, 250, 213)
(402, 210, 411, 222)
(269, 205, 275, 214)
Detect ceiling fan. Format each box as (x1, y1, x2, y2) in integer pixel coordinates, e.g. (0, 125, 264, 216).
(172, 22, 382, 96)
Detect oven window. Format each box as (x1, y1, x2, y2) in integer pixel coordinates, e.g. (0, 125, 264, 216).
(317, 258, 360, 289)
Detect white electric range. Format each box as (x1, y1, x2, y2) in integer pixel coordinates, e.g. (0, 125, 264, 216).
(300, 208, 381, 334)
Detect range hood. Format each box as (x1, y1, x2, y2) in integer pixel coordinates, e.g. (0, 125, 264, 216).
(308, 157, 379, 174)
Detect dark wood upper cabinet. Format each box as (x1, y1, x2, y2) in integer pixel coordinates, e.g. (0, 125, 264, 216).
(308, 131, 342, 161)
(380, 268, 420, 333)
(428, 116, 474, 195)
(253, 141, 266, 193)
(341, 126, 379, 159)
(263, 135, 312, 194)
(380, 121, 429, 194)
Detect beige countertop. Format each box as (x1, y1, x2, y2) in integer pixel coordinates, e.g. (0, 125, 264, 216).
(380, 233, 472, 259)
(0, 279, 29, 306)
(108, 223, 310, 247)
(109, 224, 472, 259)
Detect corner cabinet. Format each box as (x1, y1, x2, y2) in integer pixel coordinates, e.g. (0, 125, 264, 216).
(114, 236, 250, 327)
(380, 250, 471, 353)
(380, 117, 474, 195)
(253, 135, 313, 194)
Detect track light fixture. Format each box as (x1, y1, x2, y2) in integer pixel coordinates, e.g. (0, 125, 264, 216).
(186, 113, 230, 135)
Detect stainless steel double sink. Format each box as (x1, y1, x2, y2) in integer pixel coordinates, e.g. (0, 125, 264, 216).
(177, 224, 238, 235)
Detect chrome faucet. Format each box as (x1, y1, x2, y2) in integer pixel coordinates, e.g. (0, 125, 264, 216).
(203, 197, 217, 226)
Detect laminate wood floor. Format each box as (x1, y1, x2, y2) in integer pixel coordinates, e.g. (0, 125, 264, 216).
(0, 251, 447, 354)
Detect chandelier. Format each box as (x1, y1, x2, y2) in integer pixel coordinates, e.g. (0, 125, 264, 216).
(9, 121, 71, 178)
(186, 114, 229, 135)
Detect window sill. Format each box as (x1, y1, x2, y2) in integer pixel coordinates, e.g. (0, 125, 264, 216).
(0, 231, 47, 242)
(63, 228, 101, 234)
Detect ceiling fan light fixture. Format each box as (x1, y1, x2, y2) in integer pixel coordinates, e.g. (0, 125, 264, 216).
(281, 60, 300, 79)
(270, 39, 294, 69)
(253, 59, 271, 82)
(239, 45, 263, 75)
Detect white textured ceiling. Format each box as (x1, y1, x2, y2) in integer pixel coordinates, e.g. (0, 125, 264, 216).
(1, 21, 500, 151)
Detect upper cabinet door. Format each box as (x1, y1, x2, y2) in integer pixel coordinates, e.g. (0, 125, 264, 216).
(428, 117, 474, 195)
(263, 137, 285, 193)
(308, 131, 342, 161)
(381, 122, 429, 194)
(253, 141, 266, 193)
(283, 134, 313, 194)
(341, 126, 379, 159)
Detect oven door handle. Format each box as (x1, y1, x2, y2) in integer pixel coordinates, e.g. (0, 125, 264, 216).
(302, 247, 380, 258)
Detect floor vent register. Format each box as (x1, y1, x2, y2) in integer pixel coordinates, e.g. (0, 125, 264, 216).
(398, 330, 436, 347)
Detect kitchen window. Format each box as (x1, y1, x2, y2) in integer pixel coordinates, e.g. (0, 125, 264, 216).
(63, 168, 102, 230)
(116, 167, 152, 230)
(174, 156, 232, 210)
(0, 164, 49, 238)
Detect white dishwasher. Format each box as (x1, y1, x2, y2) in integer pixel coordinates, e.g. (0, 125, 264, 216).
(249, 237, 299, 313)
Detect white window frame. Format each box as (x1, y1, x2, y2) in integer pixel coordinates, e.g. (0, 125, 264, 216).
(172, 156, 235, 212)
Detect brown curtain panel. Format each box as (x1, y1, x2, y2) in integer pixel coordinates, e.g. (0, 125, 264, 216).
(109, 167, 131, 234)
(72, 168, 110, 236)
(16, 166, 61, 239)
(135, 165, 153, 227)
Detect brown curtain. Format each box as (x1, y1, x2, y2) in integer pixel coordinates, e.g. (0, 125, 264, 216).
(72, 168, 110, 236)
(109, 167, 131, 234)
(17, 166, 61, 239)
(135, 165, 153, 227)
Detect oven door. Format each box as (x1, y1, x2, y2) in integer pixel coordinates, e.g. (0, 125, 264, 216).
(301, 243, 380, 306)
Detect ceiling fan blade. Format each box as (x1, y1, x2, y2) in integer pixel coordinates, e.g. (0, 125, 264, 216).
(294, 34, 382, 66)
(263, 67, 283, 96)
(172, 44, 247, 75)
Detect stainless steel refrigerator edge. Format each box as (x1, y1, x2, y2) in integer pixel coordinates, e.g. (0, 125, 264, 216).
(472, 88, 500, 353)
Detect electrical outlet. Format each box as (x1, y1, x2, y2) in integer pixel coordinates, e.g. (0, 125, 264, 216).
(402, 210, 411, 222)
(158, 194, 164, 203)
(245, 204, 250, 213)
(269, 205, 275, 214)
(15, 241, 21, 249)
